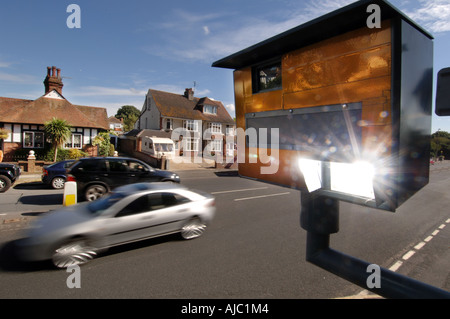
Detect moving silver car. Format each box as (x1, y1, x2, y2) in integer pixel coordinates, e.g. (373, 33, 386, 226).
(17, 183, 215, 268)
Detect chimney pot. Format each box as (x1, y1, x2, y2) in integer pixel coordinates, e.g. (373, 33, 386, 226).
(44, 66, 64, 95)
(184, 88, 194, 100)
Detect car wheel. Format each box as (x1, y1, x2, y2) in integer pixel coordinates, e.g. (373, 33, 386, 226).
(51, 237, 98, 268)
(51, 177, 65, 189)
(0, 176, 11, 193)
(85, 184, 107, 201)
(180, 217, 206, 240)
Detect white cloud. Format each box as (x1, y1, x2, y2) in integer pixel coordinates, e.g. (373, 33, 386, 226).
(225, 103, 235, 115)
(0, 71, 36, 84)
(144, 0, 359, 63)
(72, 86, 147, 97)
(404, 0, 450, 33)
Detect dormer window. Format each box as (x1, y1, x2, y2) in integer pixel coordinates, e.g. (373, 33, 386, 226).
(204, 105, 217, 115)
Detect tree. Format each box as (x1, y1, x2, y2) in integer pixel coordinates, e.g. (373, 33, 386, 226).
(0, 128, 9, 162)
(115, 105, 140, 132)
(44, 118, 72, 162)
(431, 130, 450, 159)
(92, 131, 112, 157)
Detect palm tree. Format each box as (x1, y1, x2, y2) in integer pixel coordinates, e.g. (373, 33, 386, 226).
(0, 128, 9, 162)
(44, 118, 72, 162)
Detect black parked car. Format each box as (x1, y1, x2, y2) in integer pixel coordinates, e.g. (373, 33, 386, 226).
(0, 163, 21, 192)
(66, 157, 180, 201)
(42, 160, 76, 189)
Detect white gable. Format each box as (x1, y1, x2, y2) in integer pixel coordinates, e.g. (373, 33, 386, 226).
(44, 89, 64, 100)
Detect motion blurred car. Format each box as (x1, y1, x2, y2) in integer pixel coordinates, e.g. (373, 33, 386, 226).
(66, 157, 180, 201)
(17, 182, 215, 268)
(41, 160, 75, 189)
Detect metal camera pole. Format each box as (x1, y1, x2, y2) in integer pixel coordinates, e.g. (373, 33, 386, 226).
(300, 191, 450, 299)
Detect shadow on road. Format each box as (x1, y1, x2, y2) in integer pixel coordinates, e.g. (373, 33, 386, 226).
(14, 182, 49, 190)
(18, 194, 63, 206)
(0, 234, 182, 273)
(214, 170, 239, 177)
(0, 240, 53, 272)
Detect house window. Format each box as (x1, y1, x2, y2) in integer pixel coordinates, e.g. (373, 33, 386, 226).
(226, 125, 235, 136)
(183, 120, 198, 132)
(165, 118, 173, 130)
(210, 139, 222, 152)
(253, 60, 282, 93)
(23, 131, 44, 148)
(65, 133, 82, 149)
(183, 137, 199, 152)
(208, 122, 222, 133)
(204, 105, 217, 115)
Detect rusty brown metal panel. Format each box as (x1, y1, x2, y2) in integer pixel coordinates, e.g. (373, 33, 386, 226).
(235, 23, 393, 189)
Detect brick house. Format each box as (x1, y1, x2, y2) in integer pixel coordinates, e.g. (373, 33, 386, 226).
(0, 66, 109, 161)
(134, 88, 236, 157)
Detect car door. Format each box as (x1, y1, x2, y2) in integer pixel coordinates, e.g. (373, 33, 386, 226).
(102, 191, 191, 247)
(126, 159, 154, 184)
(106, 158, 133, 188)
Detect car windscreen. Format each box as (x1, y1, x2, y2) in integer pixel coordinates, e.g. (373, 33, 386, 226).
(87, 192, 126, 215)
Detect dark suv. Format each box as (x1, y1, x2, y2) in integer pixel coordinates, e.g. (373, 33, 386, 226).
(0, 163, 21, 192)
(66, 157, 180, 201)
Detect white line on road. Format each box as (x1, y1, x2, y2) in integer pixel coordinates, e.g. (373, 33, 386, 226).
(414, 242, 426, 250)
(211, 187, 268, 195)
(402, 250, 415, 260)
(234, 192, 291, 202)
(424, 235, 433, 242)
(389, 261, 403, 272)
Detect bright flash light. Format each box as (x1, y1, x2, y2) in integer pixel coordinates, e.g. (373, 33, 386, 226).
(298, 159, 322, 192)
(330, 161, 375, 199)
(299, 159, 375, 199)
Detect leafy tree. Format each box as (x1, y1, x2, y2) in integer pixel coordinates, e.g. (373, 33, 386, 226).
(115, 105, 140, 132)
(0, 128, 8, 140)
(0, 128, 9, 162)
(431, 130, 450, 159)
(92, 131, 112, 157)
(44, 118, 72, 162)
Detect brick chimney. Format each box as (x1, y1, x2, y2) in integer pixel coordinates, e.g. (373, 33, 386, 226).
(184, 88, 194, 100)
(44, 66, 64, 95)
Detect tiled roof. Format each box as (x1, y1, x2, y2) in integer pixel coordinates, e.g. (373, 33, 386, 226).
(149, 89, 235, 124)
(0, 94, 109, 130)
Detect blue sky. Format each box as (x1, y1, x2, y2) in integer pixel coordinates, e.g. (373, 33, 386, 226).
(1, 0, 450, 133)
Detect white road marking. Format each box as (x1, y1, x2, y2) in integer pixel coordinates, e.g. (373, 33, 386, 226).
(389, 261, 403, 272)
(402, 250, 415, 260)
(424, 235, 433, 242)
(234, 192, 291, 202)
(414, 242, 426, 250)
(211, 187, 268, 195)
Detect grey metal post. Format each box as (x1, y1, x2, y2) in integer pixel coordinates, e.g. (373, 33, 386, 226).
(300, 191, 450, 299)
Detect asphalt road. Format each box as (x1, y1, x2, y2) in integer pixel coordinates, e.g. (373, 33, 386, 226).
(0, 166, 449, 301)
